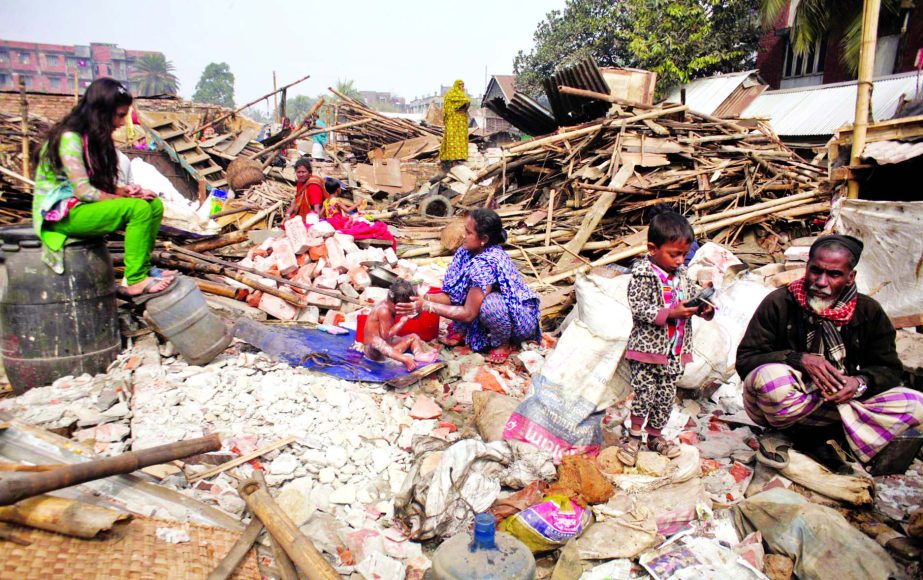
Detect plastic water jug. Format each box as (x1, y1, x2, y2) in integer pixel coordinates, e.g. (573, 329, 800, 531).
(431, 513, 536, 580)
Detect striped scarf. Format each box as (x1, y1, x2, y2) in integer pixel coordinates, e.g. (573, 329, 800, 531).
(789, 277, 858, 371)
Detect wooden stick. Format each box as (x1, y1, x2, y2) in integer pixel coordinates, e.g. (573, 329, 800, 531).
(247, 119, 373, 161)
(166, 243, 360, 305)
(555, 162, 634, 271)
(192, 73, 311, 136)
(558, 85, 656, 110)
(507, 106, 687, 154)
(207, 518, 264, 580)
(691, 190, 817, 226)
(250, 470, 299, 580)
(195, 279, 245, 300)
(239, 476, 340, 580)
(182, 230, 250, 253)
(18, 77, 29, 178)
(238, 200, 285, 231)
(189, 436, 296, 483)
(545, 188, 556, 247)
(0, 163, 34, 186)
(0, 435, 221, 506)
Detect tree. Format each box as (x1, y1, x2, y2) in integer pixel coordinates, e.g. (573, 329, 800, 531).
(242, 105, 272, 124)
(131, 54, 178, 96)
(624, 0, 762, 91)
(333, 79, 362, 101)
(760, 0, 901, 76)
(514, 0, 762, 96)
(193, 62, 235, 108)
(285, 95, 318, 123)
(513, 0, 632, 98)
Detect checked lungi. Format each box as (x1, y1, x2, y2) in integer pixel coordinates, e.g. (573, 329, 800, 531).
(743, 363, 923, 462)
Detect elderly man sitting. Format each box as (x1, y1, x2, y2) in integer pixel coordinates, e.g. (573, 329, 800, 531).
(736, 234, 923, 469)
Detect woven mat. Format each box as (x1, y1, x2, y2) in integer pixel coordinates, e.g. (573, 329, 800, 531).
(0, 514, 259, 579)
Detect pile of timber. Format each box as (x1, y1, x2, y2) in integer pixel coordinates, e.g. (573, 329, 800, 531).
(327, 87, 443, 162)
(0, 112, 51, 225)
(391, 97, 830, 289)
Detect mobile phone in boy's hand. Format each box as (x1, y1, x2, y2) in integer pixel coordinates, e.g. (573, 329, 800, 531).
(684, 286, 715, 308)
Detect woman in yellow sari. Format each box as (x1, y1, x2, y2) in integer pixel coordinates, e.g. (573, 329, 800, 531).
(439, 80, 470, 164)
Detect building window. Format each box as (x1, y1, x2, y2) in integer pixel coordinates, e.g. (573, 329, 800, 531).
(0, 51, 8, 63)
(18, 52, 30, 65)
(50, 77, 62, 89)
(0, 73, 10, 86)
(22, 75, 33, 87)
(46, 54, 59, 67)
(782, 37, 826, 78)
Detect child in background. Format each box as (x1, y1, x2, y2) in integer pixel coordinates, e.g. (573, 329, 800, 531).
(617, 210, 714, 467)
(322, 177, 364, 221)
(364, 279, 439, 371)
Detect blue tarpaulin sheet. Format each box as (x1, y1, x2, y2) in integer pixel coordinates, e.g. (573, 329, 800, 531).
(233, 320, 410, 383)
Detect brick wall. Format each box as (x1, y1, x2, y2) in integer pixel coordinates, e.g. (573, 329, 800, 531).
(756, 4, 790, 89)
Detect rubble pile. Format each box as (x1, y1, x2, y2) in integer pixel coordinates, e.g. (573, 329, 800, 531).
(392, 103, 829, 292)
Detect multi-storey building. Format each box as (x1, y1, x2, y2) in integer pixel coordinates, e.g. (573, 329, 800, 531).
(0, 40, 163, 94)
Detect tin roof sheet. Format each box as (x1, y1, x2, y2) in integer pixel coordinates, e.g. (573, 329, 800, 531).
(664, 71, 759, 115)
(742, 71, 923, 137)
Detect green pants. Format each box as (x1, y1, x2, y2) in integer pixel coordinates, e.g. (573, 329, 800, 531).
(46, 197, 164, 285)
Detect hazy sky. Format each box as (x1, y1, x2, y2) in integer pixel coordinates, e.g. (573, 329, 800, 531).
(1, 0, 564, 110)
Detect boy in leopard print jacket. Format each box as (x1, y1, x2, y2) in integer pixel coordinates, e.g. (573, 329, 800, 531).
(617, 210, 714, 467)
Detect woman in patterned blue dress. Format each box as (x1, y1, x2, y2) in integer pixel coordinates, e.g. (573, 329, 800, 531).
(395, 209, 541, 363)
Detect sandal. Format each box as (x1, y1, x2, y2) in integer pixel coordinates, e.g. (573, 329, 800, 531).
(616, 435, 642, 467)
(647, 436, 682, 459)
(441, 324, 466, 347)
(486, 345, 512, 364)
(756, 432, 792, 470)
(117, 277, 178, 305)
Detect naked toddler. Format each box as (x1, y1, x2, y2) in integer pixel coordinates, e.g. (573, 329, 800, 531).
(364, 279, 439, 371)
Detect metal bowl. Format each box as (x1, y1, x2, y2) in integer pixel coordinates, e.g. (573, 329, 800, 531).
(369, 266, 398, 288)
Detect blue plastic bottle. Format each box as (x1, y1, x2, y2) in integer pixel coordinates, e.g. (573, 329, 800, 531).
(431, 513, 536, 580)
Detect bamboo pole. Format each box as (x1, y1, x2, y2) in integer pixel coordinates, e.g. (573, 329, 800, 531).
(192, 73, 311, 136)
(207, 518, 264, 580)
(239, 477, 340, 580)
(506, 106, 688, 154)
(182, 230, 250, 253)
(249, 118, 372, 162)
(18, 76, 29, 178)
(0, 164, 34, 186)
(848, 0, 881, 199)
(0, 435, 221, 506)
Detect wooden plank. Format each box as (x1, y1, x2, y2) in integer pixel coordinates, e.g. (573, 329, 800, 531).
(554, 162, 635, 272)
(385, 362, 446, 389)
(188, 436, 297, 483)
(890, 313, 923, 330)
(219, 126, 262, 157)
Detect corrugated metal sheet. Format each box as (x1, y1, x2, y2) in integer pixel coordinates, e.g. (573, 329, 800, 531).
(863, 140, 923, 164)
(484, 93, 557, 137)
(664, 71, 759, 115)
(742, 71, 923, 137)
(543, 58, 611, 125)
